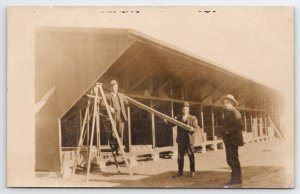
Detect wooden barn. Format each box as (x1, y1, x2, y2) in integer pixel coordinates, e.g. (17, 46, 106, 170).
(35, 27, 283, 175)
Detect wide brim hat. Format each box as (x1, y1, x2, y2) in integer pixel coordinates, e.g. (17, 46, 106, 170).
(220, 94, 238, 106)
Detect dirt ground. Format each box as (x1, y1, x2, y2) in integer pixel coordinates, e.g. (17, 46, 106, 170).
(35, 139, 294, 188)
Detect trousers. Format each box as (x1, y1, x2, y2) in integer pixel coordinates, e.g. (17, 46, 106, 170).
(113, 109, 125, 144)
(177, 143, 195, 173)
(224, 142, 242, 182)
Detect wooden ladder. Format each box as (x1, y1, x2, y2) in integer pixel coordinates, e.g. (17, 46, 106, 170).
(71, 83, 133, 181)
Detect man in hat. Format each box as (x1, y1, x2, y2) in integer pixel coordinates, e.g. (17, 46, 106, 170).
(105, 80, 128, 146)
(220, 94, 244, 186)
(166, 101, 199, 177)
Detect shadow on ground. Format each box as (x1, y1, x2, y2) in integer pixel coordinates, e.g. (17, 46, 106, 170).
(88, 166, 288, 188)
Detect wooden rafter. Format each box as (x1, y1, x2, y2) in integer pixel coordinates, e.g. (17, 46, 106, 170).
(157, 67, 189, 93)
(212, 79, 245, 103)
(103, 43, 145, 83)
(182, 71, 221, 101)
(129, 67, 158, 91)
(199, 77, 234, 103)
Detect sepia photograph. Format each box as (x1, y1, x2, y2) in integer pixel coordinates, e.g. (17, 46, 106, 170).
(7, 6, 294, 188)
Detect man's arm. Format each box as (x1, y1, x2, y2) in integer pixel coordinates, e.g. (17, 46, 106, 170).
(164, 116, 178, 127)
(232, 109, 243, 131)
(190, 116, 199, 133)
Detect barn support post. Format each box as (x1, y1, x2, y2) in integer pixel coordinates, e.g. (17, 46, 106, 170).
(200, 105, 206, 153)
(171, 101, 178, 159)
(150, 100, 156, 148)
(127, 106, 132, 153)
(250, 111, 253, 140)
(243, 111, 247, 143)
(200, 105, 204, 129)
(255, 103, 259, 140)
(79, 109, 83, 145)
(171, 101, 177, 146)
(79, 109, 83, 130)
(264, 112, 268, 140)
(260, 115, 264, 141)
(87, 112, 90, 146)
(210, 87, 217, 151)
(211, 107, 215, 138)
(211, 107, 217, 151)
(149, 75, 159, 160)
(253, 111, 256, 140)
(58, 119, 63, 177)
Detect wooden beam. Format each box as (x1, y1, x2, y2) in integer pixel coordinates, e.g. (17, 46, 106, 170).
(124, 93, 275, 113)
(150, 100, 156, 148)
(243, 111, 247, 141)
(200, 105, 204, 129)
(157, 68, 188, 92)
(199, 88, 213, 103)
(35, 86, 56, 114)
(124, 95, 195, 132)
(124, 93, 203, 105)
(211, 107, 215, 139)
(79, 109, 83, 145)
(189, 75, 223, 101)
(173, 72, 203, 100)
(200, 79, 232, 103)
(103, 43, 144, 83)
(212, 79, 244, 103)
(268, 115, 283, 139)
(171, 101, 177, 146)
(264, 113, 268, 137)
(127, 106, 132, 152)
(129, 67, 157, 91)
(250, 111, 254, 138)
(58, 119, 63, 175)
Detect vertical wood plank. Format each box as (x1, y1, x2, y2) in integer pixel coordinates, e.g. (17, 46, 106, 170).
(127, 106, 132, 152)
(150, 100, 156, 148)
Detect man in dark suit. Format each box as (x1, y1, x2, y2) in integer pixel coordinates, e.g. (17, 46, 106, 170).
(220, 94, 244, 186)
(105, 80, 128, 145)
(166, 102, 199, 177)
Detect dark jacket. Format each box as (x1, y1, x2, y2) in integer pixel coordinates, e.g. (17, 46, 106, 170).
(221, 108, 244, 146)
(105, 92, 128, 121)
(170, 114, 199, 146)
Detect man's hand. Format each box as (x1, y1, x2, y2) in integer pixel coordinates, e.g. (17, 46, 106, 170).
(232, 108, 242, 119)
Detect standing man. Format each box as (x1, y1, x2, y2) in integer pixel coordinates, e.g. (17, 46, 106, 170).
(166, 102, 198, 177)
(220, 94, 244, 186)
(105, 80, 128, 146)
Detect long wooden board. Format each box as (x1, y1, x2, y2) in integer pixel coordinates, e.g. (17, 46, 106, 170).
(124, 95, 196, 132)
